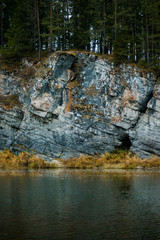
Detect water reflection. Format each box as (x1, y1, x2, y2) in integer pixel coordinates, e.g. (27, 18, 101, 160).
(0, 169, 160, 240)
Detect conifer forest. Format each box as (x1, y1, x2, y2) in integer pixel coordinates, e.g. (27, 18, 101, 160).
(0, 0, 160, 68)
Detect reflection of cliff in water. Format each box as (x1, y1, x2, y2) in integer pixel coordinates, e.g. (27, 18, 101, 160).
(112, 174, 132, 193)
(1, 170, 160, 240)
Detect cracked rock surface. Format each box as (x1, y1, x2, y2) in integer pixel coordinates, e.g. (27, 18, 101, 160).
(0, 51, 158, 160)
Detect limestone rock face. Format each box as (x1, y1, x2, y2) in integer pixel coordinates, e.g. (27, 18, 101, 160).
(0, 100, 23, 150)
(129, 84, 160, 157)
(0, 51, 158, 159)
(31, 93, 54, 117)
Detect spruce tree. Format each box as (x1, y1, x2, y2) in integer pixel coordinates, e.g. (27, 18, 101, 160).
(4, 0, 29, 58)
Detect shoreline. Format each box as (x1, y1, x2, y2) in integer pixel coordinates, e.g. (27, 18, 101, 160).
(1, 149, 160, 170)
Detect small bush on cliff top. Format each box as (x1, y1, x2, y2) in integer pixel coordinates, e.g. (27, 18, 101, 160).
(0, 150, 56, 169)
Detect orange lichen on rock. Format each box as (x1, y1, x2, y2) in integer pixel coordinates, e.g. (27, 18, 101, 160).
(65, 83, 74, 113)
(121, 88, 137, 107)
(84, 85, 98, 96)
(111, 115, 122, 123)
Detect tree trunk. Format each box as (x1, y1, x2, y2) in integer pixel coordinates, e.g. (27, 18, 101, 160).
(114, 0, 117, 40)
(100, 34, 103, 54)
(151, 20, 154, 61)
(49, 0, 53, 54)
(62, 0, 66, 50)
(0, 4, 4, 46)
(145, 12, 149, 66)
(66, 0, 70, 49)
(35, 0, 41, 61)
(103, 0, 106, 54)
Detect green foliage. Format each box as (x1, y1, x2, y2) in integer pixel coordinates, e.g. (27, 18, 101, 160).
(113, 38, 127, 65)
(0, 0, 160, 67)
(1, 0, 33, 59)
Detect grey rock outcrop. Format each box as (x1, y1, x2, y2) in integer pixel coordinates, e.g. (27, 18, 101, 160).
(130, 84, 160, 157)
(0, 51, 158, 160)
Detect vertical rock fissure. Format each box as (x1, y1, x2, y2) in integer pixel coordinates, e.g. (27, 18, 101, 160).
(9, 110, 24, 151)
(129, 90, 154, 130)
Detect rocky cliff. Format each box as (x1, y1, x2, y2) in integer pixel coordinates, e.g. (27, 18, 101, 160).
(0, 51, 159, 160)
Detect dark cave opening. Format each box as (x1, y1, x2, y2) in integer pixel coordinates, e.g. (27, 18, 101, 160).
(120, 135, 131, 150)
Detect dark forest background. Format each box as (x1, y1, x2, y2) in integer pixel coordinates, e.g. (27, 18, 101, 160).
(0, 0, 160, 69)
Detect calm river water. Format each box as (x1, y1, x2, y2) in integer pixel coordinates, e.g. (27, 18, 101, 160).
(0, 169, 160, 240)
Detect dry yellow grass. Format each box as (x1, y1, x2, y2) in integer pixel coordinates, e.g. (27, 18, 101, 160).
(0, 150, 57, 169)
(1, 149, 160, 170)
(61, 150, 160, 169)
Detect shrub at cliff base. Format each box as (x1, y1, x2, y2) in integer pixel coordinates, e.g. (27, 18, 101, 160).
(61, 150, 160, 169)
(0, 150, 56, 169)
(1, 149, 160, 169)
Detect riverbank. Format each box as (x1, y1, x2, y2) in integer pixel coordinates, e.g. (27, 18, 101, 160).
(0, 150, 57, 169)
(1, 149, 160, 170)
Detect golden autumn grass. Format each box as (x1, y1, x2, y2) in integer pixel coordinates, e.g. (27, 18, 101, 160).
(1, 149, 160, 170)
(0, 150, 57, 169)
(61, 150, 160, 169)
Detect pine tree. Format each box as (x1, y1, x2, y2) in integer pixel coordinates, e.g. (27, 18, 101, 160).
(4, 0, 30, 58)
(71, 0, 91, 50)
(0, 0, 159, 69)
(0, 0, 5, 46)
(35, 0, 41, 61)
